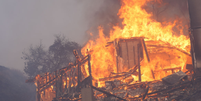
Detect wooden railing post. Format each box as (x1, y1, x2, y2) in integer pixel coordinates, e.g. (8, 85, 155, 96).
(55, 71, 58, 98)
(88, 54, 92, 86)
(77, 62, 81, 92)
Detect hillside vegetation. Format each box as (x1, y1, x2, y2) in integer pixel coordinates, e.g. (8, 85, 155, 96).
(0, 65, 36, 101)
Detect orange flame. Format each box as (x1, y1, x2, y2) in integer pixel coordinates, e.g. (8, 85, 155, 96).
(82, 0, 190, 87)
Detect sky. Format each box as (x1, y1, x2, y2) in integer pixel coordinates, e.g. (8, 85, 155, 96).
(0, 0, 104, 71)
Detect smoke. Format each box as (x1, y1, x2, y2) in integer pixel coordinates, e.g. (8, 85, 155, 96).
(84, 0, 123, 38)
(0, 0, 189, 71)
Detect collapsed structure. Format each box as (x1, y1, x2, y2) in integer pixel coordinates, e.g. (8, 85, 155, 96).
(26, 0, 201, 101)
(27, 37, 192, 101)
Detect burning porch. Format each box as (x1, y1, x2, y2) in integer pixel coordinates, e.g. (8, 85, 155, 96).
(27, 36, 194, 101)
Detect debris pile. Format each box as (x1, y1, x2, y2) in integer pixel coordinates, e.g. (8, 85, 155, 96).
(93, 70, 201, 101)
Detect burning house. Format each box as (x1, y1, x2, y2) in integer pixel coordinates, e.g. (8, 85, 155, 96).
(26, 0, 201, 101)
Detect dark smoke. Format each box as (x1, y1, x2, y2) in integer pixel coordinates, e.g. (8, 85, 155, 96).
(86, 0, 123, 38)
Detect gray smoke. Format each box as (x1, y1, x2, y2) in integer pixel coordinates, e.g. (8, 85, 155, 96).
(0, 0, 190, 71)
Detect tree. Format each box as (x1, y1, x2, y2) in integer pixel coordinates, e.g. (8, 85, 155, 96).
(22, 35, 81, 78)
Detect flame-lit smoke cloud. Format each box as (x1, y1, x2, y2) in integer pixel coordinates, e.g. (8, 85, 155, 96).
(86, 0, 189, 37)
(144, 0, 189, 36)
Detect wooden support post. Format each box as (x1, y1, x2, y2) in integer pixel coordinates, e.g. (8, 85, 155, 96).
(60, 70, 63, 94)
(88, 54, 92, 86)
(138, 44, 141, 82)
(44, 73, 47, 96)
(72, 68, 76, 93)
(80, 66, 83, 80)
(55, 71, 58, 98)
(67, 71, 70, 93)
(68, 69, 72, 93)
(65, 73, 67, 89)
(77, 62, 81, 92)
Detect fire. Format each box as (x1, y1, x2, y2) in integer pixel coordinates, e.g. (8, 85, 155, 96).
(82, 0, 190, 86)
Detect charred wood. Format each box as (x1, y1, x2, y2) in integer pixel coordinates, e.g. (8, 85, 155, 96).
(91, 85, 126, 101)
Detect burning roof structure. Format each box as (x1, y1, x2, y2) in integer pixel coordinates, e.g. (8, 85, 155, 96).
(26, 0, 201, 101)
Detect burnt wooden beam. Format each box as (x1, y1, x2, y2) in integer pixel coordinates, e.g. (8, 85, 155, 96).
(88, 54, 92, 86)
(141, 39, 150, 62)
(105, 41, 113, 47)
(59, 70, 63, 95)
(91, 86, 126, 101)
(68, 70, 72, 93)
(55, 71, 58, 98)
(77, 63, 81, 92)
(151, 69, 155, 79)
(72, 68, 77, 93)
(142, 86, 150, 100)
(65, 73, 67, 89)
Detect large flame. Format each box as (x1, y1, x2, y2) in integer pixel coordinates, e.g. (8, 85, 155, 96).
(82, 0, 190, 86)
(34, 1, 191, 100)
